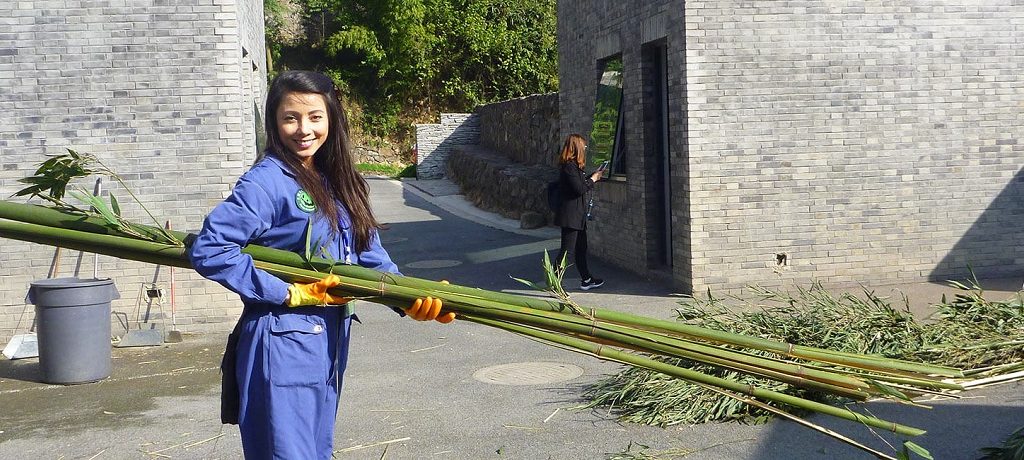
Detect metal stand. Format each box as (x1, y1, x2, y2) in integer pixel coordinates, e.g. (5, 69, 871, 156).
(114, 283, 165, 347)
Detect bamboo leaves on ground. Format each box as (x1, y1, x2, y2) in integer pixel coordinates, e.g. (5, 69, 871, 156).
(583, 280, 1023, 429)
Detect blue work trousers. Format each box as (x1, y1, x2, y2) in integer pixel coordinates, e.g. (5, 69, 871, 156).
(234, 306, 352, 459)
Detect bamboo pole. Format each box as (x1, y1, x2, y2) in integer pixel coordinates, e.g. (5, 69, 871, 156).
(0, 214, 962, 394)
(0, 200, 966, 378)
(0, 219, 934, 401)
(0, 205, 961, 435)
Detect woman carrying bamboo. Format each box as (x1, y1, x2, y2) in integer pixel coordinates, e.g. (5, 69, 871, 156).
(189, 70, 453, 459)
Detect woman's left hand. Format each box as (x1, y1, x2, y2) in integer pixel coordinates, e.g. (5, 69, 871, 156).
(405, 296, 456, 323)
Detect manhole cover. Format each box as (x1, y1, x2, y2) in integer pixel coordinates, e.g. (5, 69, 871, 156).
(472, 362, 584, 386)
(404, 259, 462, 269)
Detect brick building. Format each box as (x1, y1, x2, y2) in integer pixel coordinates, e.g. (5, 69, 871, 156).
(558, 1, 1024, 294)
(0, 0, 267, 341)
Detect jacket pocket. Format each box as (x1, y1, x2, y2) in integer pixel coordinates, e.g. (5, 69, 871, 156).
(267, 313, 328, 387)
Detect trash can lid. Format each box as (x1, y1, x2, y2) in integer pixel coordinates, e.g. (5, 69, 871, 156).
(26, 277, 120, 306)
(30, 277, 115, 289)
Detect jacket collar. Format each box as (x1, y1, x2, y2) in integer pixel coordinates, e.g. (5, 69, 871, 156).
(262, 153, 300, 179)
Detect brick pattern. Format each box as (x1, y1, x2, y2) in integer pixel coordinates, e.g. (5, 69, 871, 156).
(559, 0, 1024, 295)
(414, 113, 480, 179)
(237, 0, 268, 165)
(0, 0, 267, 342)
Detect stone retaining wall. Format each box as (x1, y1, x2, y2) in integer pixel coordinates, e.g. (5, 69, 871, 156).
(447, 144, 556, 229)
(476, 93, 560, 167)
(436, 93, 563, 229)
(414, 113, 480, 179)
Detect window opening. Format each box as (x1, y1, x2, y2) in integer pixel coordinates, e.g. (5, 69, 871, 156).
(589, 55, 625, 176)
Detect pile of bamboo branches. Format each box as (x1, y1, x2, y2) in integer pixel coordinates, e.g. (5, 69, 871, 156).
(582, 281, 1024, 430)
(0, 199, 968, 456)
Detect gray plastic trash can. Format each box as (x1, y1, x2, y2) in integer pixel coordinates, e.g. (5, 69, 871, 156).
(27, 277, 120, 384)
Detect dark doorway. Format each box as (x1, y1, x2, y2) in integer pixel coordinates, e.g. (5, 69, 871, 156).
(644, 42, 672, 269)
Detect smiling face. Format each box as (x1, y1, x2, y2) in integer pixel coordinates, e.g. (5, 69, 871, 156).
(275, 91, 329, 167)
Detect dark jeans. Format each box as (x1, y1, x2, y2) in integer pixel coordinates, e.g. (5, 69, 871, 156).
(557, 227, 592, 281)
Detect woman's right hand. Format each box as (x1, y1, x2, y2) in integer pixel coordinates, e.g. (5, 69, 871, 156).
(590, 171, 603, 182)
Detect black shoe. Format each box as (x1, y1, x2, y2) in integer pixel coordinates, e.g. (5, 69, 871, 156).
(580, 277, 604, 290)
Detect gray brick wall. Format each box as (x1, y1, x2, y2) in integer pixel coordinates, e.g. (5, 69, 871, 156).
(559, 0, 1024, 295)
(415, 113, 480, 179)
(0, 0, 267, 342)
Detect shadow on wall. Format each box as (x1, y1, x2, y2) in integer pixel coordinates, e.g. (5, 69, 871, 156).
(930, 167, 1024, 282)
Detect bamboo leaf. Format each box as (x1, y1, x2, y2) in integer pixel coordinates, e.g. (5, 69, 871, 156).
(318, 245, 336, 265)
(902, 440, 934, 460)
(510, 275, 547, 293)
(110, 193, 121, 217)
(867, 379, 911, 401)
(304, 216, 313, 262)
(70, 190, 118, 227)
(92, 200, 119, 227)
(11, 150, 98, 200)
(67, 190, 93, 208)
(12, 177, 57, 197)
(542, 250, 557, 288)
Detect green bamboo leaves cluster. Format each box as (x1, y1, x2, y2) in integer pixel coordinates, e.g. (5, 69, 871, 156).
(10, 149, 180, 246)
(0, 200, 966, 448)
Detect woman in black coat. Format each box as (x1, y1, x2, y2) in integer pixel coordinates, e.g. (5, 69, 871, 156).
(554, 133, 605, 290)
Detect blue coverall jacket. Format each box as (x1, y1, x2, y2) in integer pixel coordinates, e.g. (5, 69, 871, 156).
(189, 153, 399, 459)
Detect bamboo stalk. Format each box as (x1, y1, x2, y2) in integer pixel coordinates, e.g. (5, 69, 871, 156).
(841, 370, 962, 391)
(697, 384, 899, 460)
(329, 263, 960, 377)
(0, 206, 955, 437)
(0, 200, 965, 378)
(450, 299, 873, 395)
(0, 216, 958, 400)
(309, 260, 961, 378)
(256, 254, 962, 378)
(960, 370, 1024, 389)
(430, 297, 873, 400)
(0, 219, 188, 268)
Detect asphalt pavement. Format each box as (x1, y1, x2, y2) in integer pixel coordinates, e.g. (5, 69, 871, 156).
(0, 177, 1021, 459)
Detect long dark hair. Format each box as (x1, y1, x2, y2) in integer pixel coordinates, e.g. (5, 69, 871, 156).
(264, 70, 380, 252)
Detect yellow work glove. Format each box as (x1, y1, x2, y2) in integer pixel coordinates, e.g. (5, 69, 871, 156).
(405, 297, 456, 323)
(286, 275, 351, 307)
(405, 280, 456, 324)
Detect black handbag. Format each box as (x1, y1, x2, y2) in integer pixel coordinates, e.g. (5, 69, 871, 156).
(220, 315, 243, 425)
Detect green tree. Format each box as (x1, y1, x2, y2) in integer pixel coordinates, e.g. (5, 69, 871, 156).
(426, 0, 558, 109)
(264, 0, 558, 148)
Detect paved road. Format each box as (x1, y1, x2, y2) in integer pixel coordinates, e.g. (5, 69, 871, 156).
(0, 177, 1021, 459)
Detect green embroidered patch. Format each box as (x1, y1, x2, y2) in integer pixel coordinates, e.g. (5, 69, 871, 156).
(295, 189, 316, 213)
